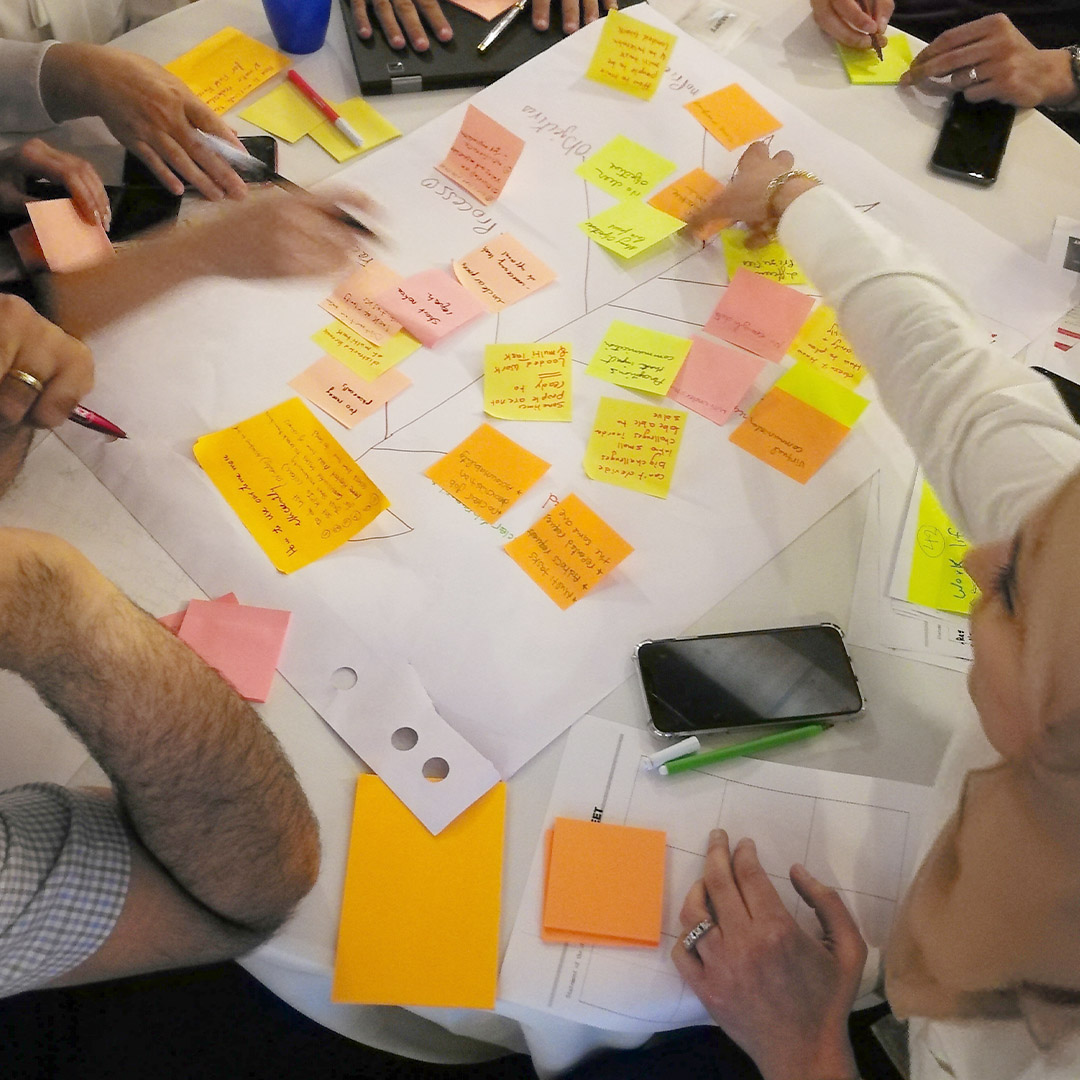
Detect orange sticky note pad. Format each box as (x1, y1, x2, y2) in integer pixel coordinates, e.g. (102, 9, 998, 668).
(453, 233, 556, 312)
(320, 260, 403, 345)
(648, 168, 729, 240)
(436, 104, 525, 205)
(685, 84, 781, 151)
(289, 356, 410, 429)
(542, 817, 665, 946)
(332, 776, 506, 1008)
(26, 199, 113, 273)
(504, 494, 633, 609)
(426, 423, 550, 523)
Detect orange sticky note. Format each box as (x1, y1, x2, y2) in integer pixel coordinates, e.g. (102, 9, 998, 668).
(453, 233, 556, 312)
(584, 397, 686, 498)
(667, 336, 765, 425)
(585, 9, 677, 101)
(311, 322, 420, 382)
(648, 168, 729, 241)
(542, 817, 665, 946)
(788, 305, 866, 386)
(685, 84, 781, 151)
(484, 342, 572, 421)
(705, 268, 815, 362)
(289, 356, 411, 429)
(332, 775, 505, 1008)
(504, 494, 633, 609)
(26, 200, 113, 273)
(426, 423, 550, 523)
(320, 260, 403, 345)
(436, 105, 525, 205)
(165, 27, 288, 114)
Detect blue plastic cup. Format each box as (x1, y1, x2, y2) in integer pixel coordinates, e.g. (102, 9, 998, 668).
(261, 0, 332, 54)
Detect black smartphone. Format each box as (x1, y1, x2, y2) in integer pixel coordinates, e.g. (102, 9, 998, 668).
(634, 623, 863, 737)
(122, 134, 279, 188)
(930, 94, 1015, 187)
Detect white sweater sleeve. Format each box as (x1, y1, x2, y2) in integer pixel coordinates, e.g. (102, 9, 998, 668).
(0, 40, 59, 132)
(778, 186, 1080, 543)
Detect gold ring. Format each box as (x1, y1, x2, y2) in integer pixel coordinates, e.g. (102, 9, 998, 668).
(6, 369, 45, 395)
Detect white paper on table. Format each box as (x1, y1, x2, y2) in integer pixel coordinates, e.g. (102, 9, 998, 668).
(499, 715, 929, 1033)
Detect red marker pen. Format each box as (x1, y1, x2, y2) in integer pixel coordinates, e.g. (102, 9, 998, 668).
(69, 404, 126, 439)
(286, 70, 365, 149)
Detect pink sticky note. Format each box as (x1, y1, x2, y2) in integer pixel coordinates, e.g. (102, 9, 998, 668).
(667, 336, 766, 424)
(319, 260, 403, 345)
(289, 355, 411, 429)
(446, 0, 516, 16)
(26, 199, 113, 273)
(375, 268, 486, 347)
(159, 592, 240, 633)
(436, 105, 525, 205)
(177, 599, 291, 702)
(704, 269, 815, 363)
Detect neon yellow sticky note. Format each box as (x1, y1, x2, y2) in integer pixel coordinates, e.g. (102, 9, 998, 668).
(586, 319, 692, 395)
(311, 323, 420, 381)
(684, 84, 781, 150)
(585, 396, 686, 498)
(484, 343, 572, 421)
(165, 28, 288, 114)
(788, 305, 866, 386)
(585, 9, 677, 101)
(332, 776, 505, 1008)
(580, 199, 684, 259)
(774, 362, 868, 428)
(239, 82, 324, 142)
(309, 98, 401, 162)
(193, 398, 389, 573)
(836, 34, 914, 85)
(906, 482, 980, 614)
(721, 228, 807, 286)
(576, 136, 676, 200)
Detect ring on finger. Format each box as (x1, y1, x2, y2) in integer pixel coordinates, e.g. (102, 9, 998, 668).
(966, 66, 979, 84)
(682, 918, 715, 952)
(5, 369, 45, 395)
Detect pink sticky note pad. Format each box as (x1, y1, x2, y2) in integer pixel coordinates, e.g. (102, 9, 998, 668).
(9, 223, 47, 272)
(158, 592, 240, 633)
(375, 269, 486, 348)
(704, 269, 815, 363)
(289, 355, 411, 429)
(26, 199, 113, 273)
(667, 336, 766, 425)
(436, 105, 525, 205)
(176, 599, 291, 702)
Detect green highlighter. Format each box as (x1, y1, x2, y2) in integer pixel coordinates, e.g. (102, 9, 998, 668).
(658, 722, 829, 776)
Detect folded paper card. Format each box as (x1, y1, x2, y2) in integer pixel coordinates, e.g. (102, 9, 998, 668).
(166, 27, 288, 114)
(484, 343, 572, 420)
(375, 269, 486, 348)
(312, 322, 420, 381)
(906, 481, 980, 615)
(705, 268, 815, 362)
(788, 305, 865, 385)
(720, 229, 807, 286)
(586, 10, 676, 101)
(685, 84, 781, 151)
(436, 105, 525, 205)
(576, 135, 676, 201)
(648, 168, 728, 240)
(836, 34, 913, 85)
(584, 396, 686, 497)
(26, 200, 113, 274)
(542, 816, 665, 946)
(580, 199, 684, 260)
(586, 319, 692, 395)
(321, 260, 404, 345)
(289, 356, 411, 429)
(667, 336, 765, 425)
(453, 233, 556, 312)
(332, 775, 505, 1008)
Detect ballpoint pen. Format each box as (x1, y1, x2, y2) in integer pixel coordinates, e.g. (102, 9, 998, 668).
(286, 70, 365, 149)
(69, 404, 127, 438)
(857, 0, 885, 60)
(478, 0, 528, 53)
(658, 723, 829, 776)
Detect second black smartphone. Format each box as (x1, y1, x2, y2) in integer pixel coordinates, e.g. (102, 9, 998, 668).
(930, 94, 1016, 187)
(122, 134, 279, 189)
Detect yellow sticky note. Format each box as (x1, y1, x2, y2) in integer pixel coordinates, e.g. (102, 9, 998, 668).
(721, 228, 807, 286)
(580, 199, 684, 260)
(906, 482, 980, 614)
(585, 9, 677, 101)
(484, 343, 572, 421)
(586, 319, 692, 395)
(193, 398, 388, 573)
(788, 305, 866, 386)
(584, 396, 686, 498)
(505, 494, 633, 609)
(165, 27, 288, 114)
(685, 84, 781, 151)
(836, 34, 914, 85)
(239, 82, 324, 142)
(321, 260, 403, 345)
(774, 362, 868, 428)
(576, 136, 676, 201)
(426, 423, 550, 523)
(332, 776, 505, 1008)
(312, 323, 420, 381)
(309, 98, 401, 162)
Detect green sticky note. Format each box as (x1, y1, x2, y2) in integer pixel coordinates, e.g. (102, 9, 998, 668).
(836, 34, 914, 85)
(774, 362, 868, 428)
(586, 319, 692, 395)
(721, 228, 807, 286)
(906, 482, 980, 614)
(576, 135, 676, 201)
(309, 98, 402, 162)
(580, 199, 684, 259)
(239, 82, 324, 142)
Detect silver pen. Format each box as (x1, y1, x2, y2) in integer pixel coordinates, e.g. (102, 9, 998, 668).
(478, 0, 528, 52)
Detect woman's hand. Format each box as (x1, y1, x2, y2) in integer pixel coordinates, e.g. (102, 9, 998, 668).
(811, 0, 892, 51)
(672, 829, 866, 1080)
(0, 139, 110, 228)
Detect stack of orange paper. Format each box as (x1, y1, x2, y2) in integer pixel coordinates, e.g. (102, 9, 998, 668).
(542, 817, 666, 946)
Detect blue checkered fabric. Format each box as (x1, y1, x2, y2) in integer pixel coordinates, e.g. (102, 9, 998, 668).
(0, 784, 129, 997)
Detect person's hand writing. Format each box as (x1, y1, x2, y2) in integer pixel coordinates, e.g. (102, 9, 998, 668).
(350, 0, 453, 52)
(672, 830, 866, 1080)
(899, 14, 1077, 107)
(811, 0, 892, 51)
(531, 0, 617, 35)
(0, 139, 110, 229)
(40, 44, 248, 202)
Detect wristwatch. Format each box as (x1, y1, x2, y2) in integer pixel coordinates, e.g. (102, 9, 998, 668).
(1065, 44, 1080, 106)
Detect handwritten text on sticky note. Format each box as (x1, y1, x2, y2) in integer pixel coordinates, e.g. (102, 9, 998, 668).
(580, 199, 684, 260)
(312, 323, 420, 381)
(788, 305, 865, 385)
(484, 343, 571, 421)
(437, 105, 525, 205)
(289, 356, 411, 429)
(586, 320, 692, 395)
(584, 396, 686, 498)
(649, 169, 728, 240)
(165, 27, 288, 114)
(576, 135, 676, 201)
(375, 269, 486, 348)
(667, 336, 765, 425)
(705, 268, 815, 362)
(585, 10, 677, 101)
(321, 259, 403, 345)
(453, 233, 556, 312)
(720, 229, 807, 286)
(684, 84, 781, 151)
(906, 482, 980, 615)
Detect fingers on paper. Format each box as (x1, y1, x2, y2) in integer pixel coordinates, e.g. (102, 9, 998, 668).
(790, 863, 867, 977)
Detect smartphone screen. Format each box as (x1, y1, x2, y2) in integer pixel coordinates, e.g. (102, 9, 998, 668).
(122, 135, 279, 188)
(930, 94, 1015, 187)
(635, 624, 863, 737)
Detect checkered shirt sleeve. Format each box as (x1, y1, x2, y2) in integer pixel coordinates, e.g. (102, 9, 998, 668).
(0, 784, 130, 997)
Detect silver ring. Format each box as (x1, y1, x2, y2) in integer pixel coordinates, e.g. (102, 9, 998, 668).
(967, 66, 979, 84)
(682, 918, 714, 952)
(6, 369, 44, 395)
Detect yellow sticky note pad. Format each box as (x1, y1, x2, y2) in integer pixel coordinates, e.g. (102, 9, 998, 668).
(788, 305, 865, 386)
(836, 34, 914, 84)
(309, 98, 402, 162)
(426, 423, 550, 523)
(580, 199, 684, 260)
(585, 9, 677, 101)
(585, 396, 686, 498)
(193, 398, 388, 573)
(906, 482, 980, 614)
(774, 362, 868, 428)
(685, 84, 781, 151)
(484, 343, 572, 421)
(721, 229, 807, 286)
(332, 776, 505, 1008)
(586, 319, 692, 395)
(239, 82, 324, 142)
(505, 494, 633, 609)
(576, 136, 676, 201)
(165, 27, 288, 114)
(312, 322, 420, 381)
